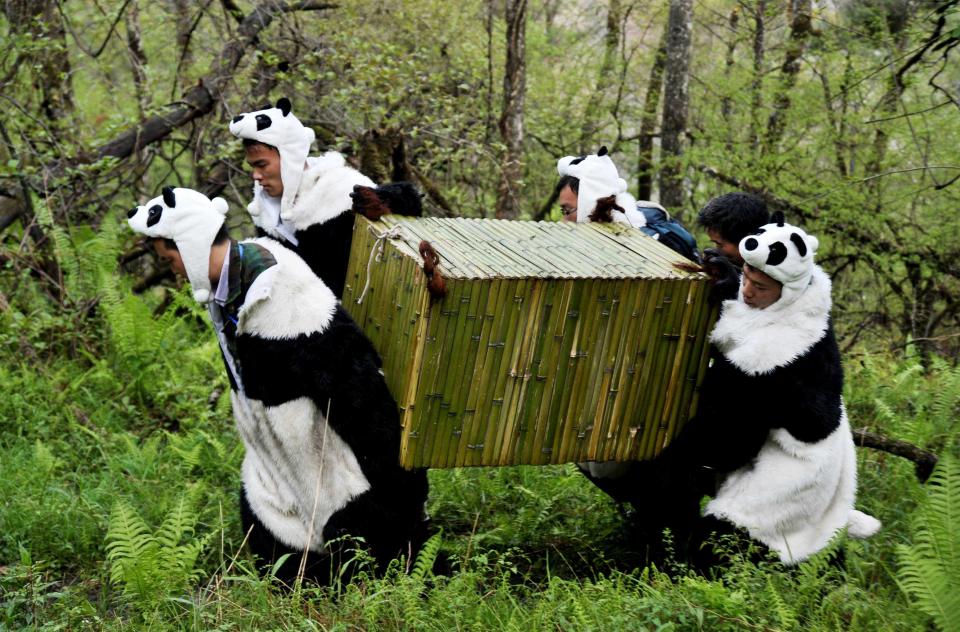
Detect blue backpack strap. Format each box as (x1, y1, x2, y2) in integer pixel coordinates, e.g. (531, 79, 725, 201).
(636, 204, 699, 263)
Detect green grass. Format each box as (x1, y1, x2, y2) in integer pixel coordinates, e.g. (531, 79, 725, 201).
(0, 240, 956, 631)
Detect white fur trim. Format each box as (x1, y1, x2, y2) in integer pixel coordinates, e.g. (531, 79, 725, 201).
(247, 153, 375, 237)
(127, 187, 228, 304)
(710, 266, 832, 375)
(232, 393, 370, 551)
(236, 238, 338, 339)
(705, 408, 859, 565)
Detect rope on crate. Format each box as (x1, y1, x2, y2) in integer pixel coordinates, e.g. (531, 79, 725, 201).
(356, 225, 403, 304)
(419, 240, 447, 301)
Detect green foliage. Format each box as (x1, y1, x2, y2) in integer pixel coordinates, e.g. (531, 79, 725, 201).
(897, 456, 960, 632)
(106, 496, 210, 611)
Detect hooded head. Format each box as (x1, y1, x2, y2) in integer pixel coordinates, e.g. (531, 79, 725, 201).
(738, 212, 819, 309)
(229, 97, 315, 217)
(127, 187, 229, 303)
(556, 146, 637, 223)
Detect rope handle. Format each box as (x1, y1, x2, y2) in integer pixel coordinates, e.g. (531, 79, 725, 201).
(356, 225, 403, 304)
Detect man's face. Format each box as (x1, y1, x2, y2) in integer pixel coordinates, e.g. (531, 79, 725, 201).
(558, 185, 578, 223)
(706, 228, 743, 265)
(741, 263, 782, 309)
(153, 239, 186, 278)
(244, 144, 283, 198)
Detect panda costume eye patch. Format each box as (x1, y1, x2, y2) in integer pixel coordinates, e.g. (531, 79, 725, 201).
(766, 241, 787, 266)
(255, 114, 272, 131)
(146, 204, 163, 227)
(790, 233, 807, 257)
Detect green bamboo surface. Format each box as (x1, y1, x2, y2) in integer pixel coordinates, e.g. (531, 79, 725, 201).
(342, 216, 715, 469)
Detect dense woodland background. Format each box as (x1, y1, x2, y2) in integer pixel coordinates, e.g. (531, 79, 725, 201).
(1, 0, 959, 629)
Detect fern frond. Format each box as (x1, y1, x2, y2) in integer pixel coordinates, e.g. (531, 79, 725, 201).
(897, 455, 960, 631)
(411, 531, 442, 582)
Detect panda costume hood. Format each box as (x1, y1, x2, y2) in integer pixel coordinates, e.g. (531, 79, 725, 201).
(557, 147, 646, 228)
(127, 187, 228, 303)
(229, 98, 377, 297)
(697, 213, 880, 564)
(229, 98, 375, 233)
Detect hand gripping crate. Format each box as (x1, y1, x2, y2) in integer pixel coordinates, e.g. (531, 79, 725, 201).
(342, 215, 715, 469)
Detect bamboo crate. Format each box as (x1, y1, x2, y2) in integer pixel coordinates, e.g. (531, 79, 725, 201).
(342, 215, 715, 469)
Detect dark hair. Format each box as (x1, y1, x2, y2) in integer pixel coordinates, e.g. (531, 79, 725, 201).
(697, 192, 769, 244)
(155, 224, 230, 252)
(242, 138, 279, 152)
(558, 174, 579, 194)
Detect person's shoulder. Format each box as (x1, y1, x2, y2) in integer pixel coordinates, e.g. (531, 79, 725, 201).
(237, 238, 339, 338)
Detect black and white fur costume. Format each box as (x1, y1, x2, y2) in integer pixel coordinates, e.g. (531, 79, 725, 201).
(229, 98, 420, 298)
(128, 188, 428, 583)
(665, 215, 880, 564)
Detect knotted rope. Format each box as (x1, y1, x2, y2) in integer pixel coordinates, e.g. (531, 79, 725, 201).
(356, 225, 403, 304)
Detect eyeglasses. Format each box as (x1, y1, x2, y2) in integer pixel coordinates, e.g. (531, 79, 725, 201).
(560, 205, 577, 216)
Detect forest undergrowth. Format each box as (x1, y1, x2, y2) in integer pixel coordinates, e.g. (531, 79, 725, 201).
(0, 221, 958, 631)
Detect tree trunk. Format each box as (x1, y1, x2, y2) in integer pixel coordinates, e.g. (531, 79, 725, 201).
(749, 0, 766, 151)
(658, 0, 693, 212)
(485, 0, 496, 143)
(3, 0, 74, 127)
(579, 0, 622, 152)
(637, 27, 668, 200)
(496, 0, 527, 220)
(125, 1, 149, 121)
(721, 7, 739, 153)
(763, 0, 814, 154)
(172, 0, 195, 86)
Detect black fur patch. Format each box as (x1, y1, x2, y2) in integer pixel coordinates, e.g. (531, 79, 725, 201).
(255, 114, 272, 131)
(766, 241, 787, 266)
(790, 233, 807, 257)
(743, 237, 758, 251)
(146, 204, 163, 227)
(280, 212, 356, 298)
(568, 156, 586, 166)
(127, 207, 138, 219)
(598, 145, 608, 156)
(772, 210, 785, 226)
(232, 114, 244, 124)
(162, 186, 176, 208)
(277, 97, 292, 117)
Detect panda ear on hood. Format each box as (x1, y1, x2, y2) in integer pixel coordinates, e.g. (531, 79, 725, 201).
(276, 97, 292, 117)
(597, 145, 608, 157)
(772, 210, 785, 226)
(162, 186, 176, 208)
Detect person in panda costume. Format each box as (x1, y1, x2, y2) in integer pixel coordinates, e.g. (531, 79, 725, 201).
(654, 212, 881, 566)
(228, 98, 421, 298)
(127, 186, 429, 585)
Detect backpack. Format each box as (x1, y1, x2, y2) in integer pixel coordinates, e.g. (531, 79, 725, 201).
(636, 202, 699, 263)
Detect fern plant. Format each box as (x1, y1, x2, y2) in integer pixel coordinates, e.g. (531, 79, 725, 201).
(106, 496, 209, 611)
(897, 455, 960, 632)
